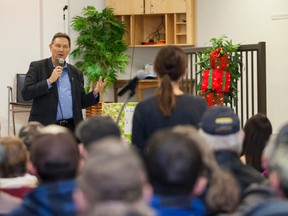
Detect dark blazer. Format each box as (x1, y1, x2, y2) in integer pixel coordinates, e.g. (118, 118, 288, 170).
(214, 151, 265, 192)
(22, 58, 99, 126)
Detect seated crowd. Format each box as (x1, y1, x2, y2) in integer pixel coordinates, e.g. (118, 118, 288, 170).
(2, 106, 288, 216)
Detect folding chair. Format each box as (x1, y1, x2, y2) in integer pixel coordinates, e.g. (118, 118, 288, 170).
(7, 74, 32, 135)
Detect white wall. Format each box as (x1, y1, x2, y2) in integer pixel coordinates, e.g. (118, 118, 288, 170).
(196, 0, 288, 133)
(1, 0, 40, 136)
(1, 0, 287, 136)
(1, 0, 104, 135)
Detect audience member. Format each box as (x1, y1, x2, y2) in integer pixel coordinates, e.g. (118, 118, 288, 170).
(145, 128, 208, 216)
(240, 113, 272, 174)
(0, 136, 37, 199)
(172, 125, 240, 214)
(232, 124, 288, 216)
(265, 123, 288, 198)
(8, 128, 80, 216)
(0, 143, 4, 164)
(18, 121, 44, 151)
(0, 137, 30, 215)
(0, 191, 21, 215)
(73, 138, 155, 216)
(75, 115, 121, 159)
(132, 45, 207, 155)
(199, 106, 266, 195)
(262, 123, 288, 174)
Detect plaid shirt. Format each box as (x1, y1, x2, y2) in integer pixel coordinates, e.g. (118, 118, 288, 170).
(8, 179, 77, 216)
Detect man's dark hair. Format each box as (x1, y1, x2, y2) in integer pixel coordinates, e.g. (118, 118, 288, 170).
(51, 32, 71, 47)
(145, 129, 203, 195)
(30, 132, 79, 182)
(18, 121, 44, 151)
(75, 116, 121, 149)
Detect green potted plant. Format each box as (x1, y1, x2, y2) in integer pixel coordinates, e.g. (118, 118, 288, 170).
(195, 35, 242, 107)
(70, 6, 129, 96)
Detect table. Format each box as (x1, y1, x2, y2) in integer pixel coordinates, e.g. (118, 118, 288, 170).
(114, 79, 159, 102)
(114, 79, 194, 102)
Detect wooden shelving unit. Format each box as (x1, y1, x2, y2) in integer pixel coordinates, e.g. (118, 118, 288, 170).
(106, 0, 195, 47)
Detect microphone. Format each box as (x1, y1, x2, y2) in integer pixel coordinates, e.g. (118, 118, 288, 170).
(118, 70, 146, 97)
(59, 58, 65, 67)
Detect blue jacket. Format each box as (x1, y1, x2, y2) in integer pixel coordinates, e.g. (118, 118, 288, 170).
(8, 179, 77, 216)
(150, 195, 206, 216)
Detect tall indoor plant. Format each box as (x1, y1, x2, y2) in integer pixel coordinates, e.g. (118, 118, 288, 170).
(70, 6, 129, 95)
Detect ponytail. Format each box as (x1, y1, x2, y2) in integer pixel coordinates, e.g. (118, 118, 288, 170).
(156, 74, 175, 117)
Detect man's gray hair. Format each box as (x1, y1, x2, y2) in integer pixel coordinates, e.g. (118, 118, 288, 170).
(198, 129, 243, 154)
(269, 143, 288, 189)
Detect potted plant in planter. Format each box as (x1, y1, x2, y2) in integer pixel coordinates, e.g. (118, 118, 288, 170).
(70, 6, 129, 116)
(195, 35, 242, 107)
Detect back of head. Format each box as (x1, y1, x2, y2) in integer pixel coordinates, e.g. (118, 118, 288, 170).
(269, 144, 288, 198)
(18, 121, 44, 151)
(154, 45, 187, 81)
(79, 139, 147, 205)
(0, 144, 4, 164)
(30, 131, 79, 182)
(172, 125, 240, 213)
(145, 129, 203, 195)
(86, 202, 155, 216)
(154, 45, 187, 117)
(40, 124, 71, 135)
(268, 123, 288, 197)
(75, 116, 121, 149)
(199, 105, 242, 154)
(263, 123, 288, 172)
(242, 113, 272, 171)
(0, 136, 27, 178)
(274, 123, 288, 148)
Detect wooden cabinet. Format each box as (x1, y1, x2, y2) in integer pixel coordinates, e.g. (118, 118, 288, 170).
(105, 0, 144, 15)
(106, 0, 195, 47)
(145, 0, 187, 14)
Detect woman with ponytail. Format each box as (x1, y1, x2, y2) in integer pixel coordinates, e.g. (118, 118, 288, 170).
(132, 46, 207, 155)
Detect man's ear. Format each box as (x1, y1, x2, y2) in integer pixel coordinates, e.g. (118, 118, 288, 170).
(142, 182, 153, 203)
(27, 161, 37, 176)
(77, 143, 87, 174)
(73, 187, 88, 214)
(192, 176, 208, 196)
(269, 171, 281, 194)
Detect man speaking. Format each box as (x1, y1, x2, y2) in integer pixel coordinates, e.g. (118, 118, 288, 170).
(22, 32, 106, 131)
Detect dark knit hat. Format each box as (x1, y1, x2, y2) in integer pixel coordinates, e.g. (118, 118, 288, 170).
(200, 106, 240, 135)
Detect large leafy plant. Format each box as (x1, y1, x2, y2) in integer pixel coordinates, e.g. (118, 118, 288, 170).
(70, 6, 129, 93)
(196, 35, 241, 106)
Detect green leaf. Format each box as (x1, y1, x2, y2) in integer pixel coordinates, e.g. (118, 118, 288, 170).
(70, 6, 129, 92)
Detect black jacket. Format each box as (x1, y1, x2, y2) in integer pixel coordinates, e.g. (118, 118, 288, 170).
(214, 151, 265, 192)
(22, 58, 98, 126)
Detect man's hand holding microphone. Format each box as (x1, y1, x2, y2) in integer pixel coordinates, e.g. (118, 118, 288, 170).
(48, 58, 107, 94)
(48, 58, 65, 84)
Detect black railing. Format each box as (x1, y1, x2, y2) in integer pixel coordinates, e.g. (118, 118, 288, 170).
(181, 42, 266, 127)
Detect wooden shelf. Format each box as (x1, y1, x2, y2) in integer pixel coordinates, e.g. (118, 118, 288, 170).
(106, 0, 195, 47)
